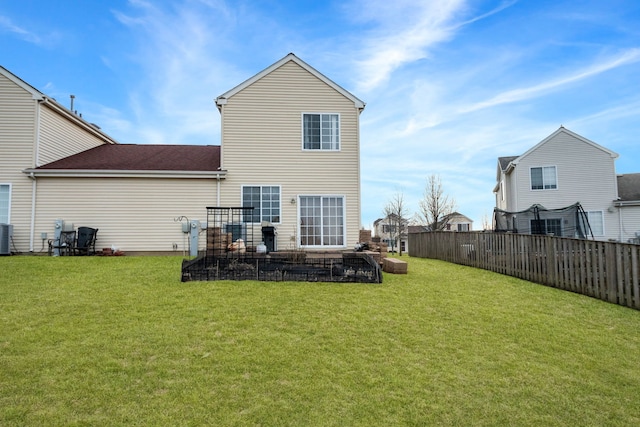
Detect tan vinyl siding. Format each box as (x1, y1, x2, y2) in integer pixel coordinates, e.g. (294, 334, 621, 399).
(38, 105, 107, 165)
(220, 61, 361, 248)
(514, 131, 619, 240)
(34, 177, 218, 253)
(0, 73, 38, 251)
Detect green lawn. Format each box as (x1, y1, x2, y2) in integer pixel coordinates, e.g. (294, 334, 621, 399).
(1, 255, 639, 426)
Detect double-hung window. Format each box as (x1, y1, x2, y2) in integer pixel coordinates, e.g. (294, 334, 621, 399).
(0, 184, 10, 223)
(242, 186, 280, 223)
(303, 113, 340, 150)
(530, 166, 557, 190)
(299, 196, 345, 247)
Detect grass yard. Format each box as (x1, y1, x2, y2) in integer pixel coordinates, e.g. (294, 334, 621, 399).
(1, 255, 639, 426)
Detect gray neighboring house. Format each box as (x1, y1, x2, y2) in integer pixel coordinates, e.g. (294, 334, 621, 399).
(494, 126, 640, 242)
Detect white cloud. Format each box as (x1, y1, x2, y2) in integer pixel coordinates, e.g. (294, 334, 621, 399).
(459, 48, 640, 113)
(0, 15, 41, 43)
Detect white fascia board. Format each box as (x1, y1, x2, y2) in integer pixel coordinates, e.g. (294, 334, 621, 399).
(518, 127, 619, 163)
(23, 169, 227, 179)
(216, 53, 365, 110)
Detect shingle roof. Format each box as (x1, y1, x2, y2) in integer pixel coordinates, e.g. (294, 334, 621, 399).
(38, 144, 221, 172)
(617, 173, 640, 201)
(498, 156, 519, 171)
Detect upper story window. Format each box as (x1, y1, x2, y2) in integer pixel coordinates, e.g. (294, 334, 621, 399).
(303, 113, 340, 150)
(530, 166, 557, 190)
(242, 185, 281, 223)
(457, 223, 470, 232)
(0, 184, 10, 223)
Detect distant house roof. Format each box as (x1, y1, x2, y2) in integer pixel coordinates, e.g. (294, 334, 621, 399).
(617, 173, 640, 202)
(215, 53, 365, 110)
(498, 156, 519, 172)
(443, 212, 473, 223)
(25, 144, 224, 178)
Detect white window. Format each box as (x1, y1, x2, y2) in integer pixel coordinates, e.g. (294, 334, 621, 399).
(530, 166, 557, 190)
(457, 223, 470, 232)
(0, 184, 10, 223)
(299, 196, 345, 247)
(242, 186, 281, 223)
(302, 113, 340, 150)
(587, 211, 604, 236)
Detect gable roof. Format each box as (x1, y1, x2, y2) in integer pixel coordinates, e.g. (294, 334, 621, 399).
(496, 127, 619, 180)
(443, 212, 473, 223)
(24, 145, 224, 178)
(215, 53, 365, 110)
(513, 127, 618, 166)
(498, 156, 519, 172)
(617, 173, 640, 202)
(1, 65, 120, 146)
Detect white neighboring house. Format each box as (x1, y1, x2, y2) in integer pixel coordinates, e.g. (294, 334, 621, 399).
(373, 214, 408, 253)
(441, 212, 473, 232)
(494, 126, 640, 242)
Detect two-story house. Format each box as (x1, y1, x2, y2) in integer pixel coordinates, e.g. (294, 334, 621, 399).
(1, 54, 365, 254)
(215, 53, 365, 251)
(442, 212, 473, 232)
(373, 214, 409, 253)
(494, 126, 640, 242)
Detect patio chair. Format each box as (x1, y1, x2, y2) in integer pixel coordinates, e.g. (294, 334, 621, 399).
(49, 230, 76, 256)
(72, 227, 98, 256)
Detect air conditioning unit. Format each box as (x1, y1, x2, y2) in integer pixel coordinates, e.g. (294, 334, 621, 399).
(0, 224, 13, 255)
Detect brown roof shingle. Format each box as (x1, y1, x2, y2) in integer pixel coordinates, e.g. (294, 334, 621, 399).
(38, 144, 221, 172)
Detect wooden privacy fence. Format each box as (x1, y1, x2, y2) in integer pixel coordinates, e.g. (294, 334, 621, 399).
(408, 231, 640, 310)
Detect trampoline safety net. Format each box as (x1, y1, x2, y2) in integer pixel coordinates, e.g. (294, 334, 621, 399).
(493, 202, 594, 239)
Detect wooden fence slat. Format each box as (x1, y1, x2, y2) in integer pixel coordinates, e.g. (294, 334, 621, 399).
(409, 231, 639, 310)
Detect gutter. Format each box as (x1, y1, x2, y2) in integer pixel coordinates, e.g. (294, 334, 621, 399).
(22, 169, 228, 179)
(39, 97, 119, 145)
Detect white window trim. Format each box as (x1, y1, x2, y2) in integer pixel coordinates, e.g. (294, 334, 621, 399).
(297, 194, 347, 249)
(586, 210, 605, 237)
(301, 112, 341, 151)
(240, 185, 282, 224)
(529, 165, 558, 191)
(0, 183, 11, 224)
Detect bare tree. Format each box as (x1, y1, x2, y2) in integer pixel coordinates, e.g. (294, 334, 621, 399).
(418, 174, 456, 231)
(383, 191, 409, 255)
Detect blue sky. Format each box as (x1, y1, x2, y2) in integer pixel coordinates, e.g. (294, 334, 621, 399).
(2, 0, 640, 229)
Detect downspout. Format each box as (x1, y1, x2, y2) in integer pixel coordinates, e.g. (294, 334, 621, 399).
(216, 175, 221, 206)
(29, 99, 42, 252)
(618, 204, 623, 242)
(28, 173, 36, 252)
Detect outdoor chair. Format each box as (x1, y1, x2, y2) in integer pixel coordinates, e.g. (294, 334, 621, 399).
(72, 227, 98, 256)
(49, 230, 76, 256)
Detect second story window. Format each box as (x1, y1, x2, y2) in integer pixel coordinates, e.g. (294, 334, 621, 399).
(530, 166, 557, 190)
(303, 113, 339, 150)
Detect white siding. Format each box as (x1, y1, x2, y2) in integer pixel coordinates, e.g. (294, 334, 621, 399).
(34, 177, 218, 253)
(619, 206, 640, 243)
(38, 105, 108, 165)
(512, 131, 619, 241)
(219, 61, 361, 249)
(0, 73, 37, 251)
